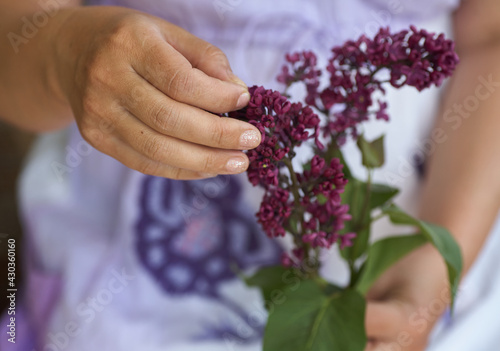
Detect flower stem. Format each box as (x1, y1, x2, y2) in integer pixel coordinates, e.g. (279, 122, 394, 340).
(283, 157, 318, 272)
(283, 158, 301, 208)
(360, 169, 373, 221)
(348, 169, 373, 288)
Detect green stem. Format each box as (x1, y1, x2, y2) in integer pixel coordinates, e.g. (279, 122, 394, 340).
(283, 158, 301, 208)
(348, 169, 373, 288)
(283, 157, 314, 267)
(348, 259, 357, 288)
(359, 169, 373, 223)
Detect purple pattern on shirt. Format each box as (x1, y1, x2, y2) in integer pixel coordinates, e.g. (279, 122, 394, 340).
(135, 175, 281, 341)
(136, 175, 281, 296)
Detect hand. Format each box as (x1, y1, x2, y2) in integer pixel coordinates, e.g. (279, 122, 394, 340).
(52, 6, 260, 179)
(365, 245, 451, 351)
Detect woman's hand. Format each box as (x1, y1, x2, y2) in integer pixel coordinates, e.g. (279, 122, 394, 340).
(365, 245, 450, 351)
(52, 6, 260, 179)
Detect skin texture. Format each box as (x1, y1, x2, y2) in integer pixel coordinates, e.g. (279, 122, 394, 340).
(0, 2, 260, 180)
(0, 0, 499, 350)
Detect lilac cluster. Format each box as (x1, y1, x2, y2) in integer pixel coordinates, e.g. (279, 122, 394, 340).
(278, 26, 459, 142)
(276, 155, 356, 267)
(232, 86, 322, 188)
(254, 149, 355, 263)
(299, 156, 354, 248)
(257, 188, 291, 238)
(227, 87, 354, 265)
(277, 51, 321, 105)
(226, 26, 459, 269)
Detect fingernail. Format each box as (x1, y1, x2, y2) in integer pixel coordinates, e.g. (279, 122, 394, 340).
(226, 157, 247, 173)
(237, 92, 250, 109)
(239, 130, 261, 149)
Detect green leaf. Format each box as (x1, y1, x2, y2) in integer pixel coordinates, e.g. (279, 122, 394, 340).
(340, 179, 399, 261)
(340, 178, 371, 260)
(369, 183, 399, 209)
(382, 204, 463, 308)
(263, 281, 366, 351)
(245, 265, 291, 304)
(357, 135, 385, 169)
(355, 234, 427, 294)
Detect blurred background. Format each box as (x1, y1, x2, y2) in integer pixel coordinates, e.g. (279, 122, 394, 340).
(0, 121, 33, 313)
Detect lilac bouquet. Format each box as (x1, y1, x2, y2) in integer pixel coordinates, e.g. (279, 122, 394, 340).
(225, 26, 462, 350)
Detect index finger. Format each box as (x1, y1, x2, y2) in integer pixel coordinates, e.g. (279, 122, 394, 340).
(124, 73, 261, 150)
(131, 26, 249, 114)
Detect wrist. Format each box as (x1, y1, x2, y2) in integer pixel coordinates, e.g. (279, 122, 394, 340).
(45, 7, 82, 109)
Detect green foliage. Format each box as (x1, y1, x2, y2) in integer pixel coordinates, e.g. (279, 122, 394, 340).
(357, 135, 385, 169)
(245, 265, 291, 304)
(340, 181, 398, 261)
(356, 234, 427, 294)
(245, 133, 462, 350)
(340, 178, 371, 261)
(263, 280, 366, 351)
(382, 204, 463, 308)
(369, 183, 399, 209)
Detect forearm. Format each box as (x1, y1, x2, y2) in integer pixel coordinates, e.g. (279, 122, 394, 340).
(419, 43, 500, 274)
(0, 1, 80, 132)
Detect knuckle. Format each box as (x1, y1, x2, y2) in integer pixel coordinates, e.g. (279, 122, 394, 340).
(82, 40, 113, 84)
(86, 52, 106, 77)
(148, 102, 182, 133)
(142, 134, 169, 162)
(211, 120, 229, 147)
(80, 94, 119, 136)
(79, 123, 94, 144)
(167, 69, 195, 98)
(81, 93, 101, 116)
(197, 43, 230, 72)
(204, 44, 227, 63)
(80, 53, 113, 95)
(106, 15, 138, 47)
(202, 152, 218, 173)
(79, 122, 102, 147)
(136, 159, 160, 176)
(168, 167, 184, 180)
(80, 16, 140, 87)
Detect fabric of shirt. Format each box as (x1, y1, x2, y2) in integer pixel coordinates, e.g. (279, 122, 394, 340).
(6, 1, 500, 351)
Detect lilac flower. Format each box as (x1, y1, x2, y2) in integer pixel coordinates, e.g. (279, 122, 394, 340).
(277, 51, 322, 106)
(319, 26, 459, 139)
(232, 86, 322, 188)
(223, 26, 459, 269)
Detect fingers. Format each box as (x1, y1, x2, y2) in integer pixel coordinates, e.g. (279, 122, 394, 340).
(131, 27, 249, 114)
(365, 340, 426, 351)
(114, 109, 250, 174)
(156, 20, 245, 86)
(88, 134, 212, 180)
(365, 302, 429, 351)
(123, 73, 261, 150)
(365, 302, 404, 340)
(72, 12, 254, 179)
